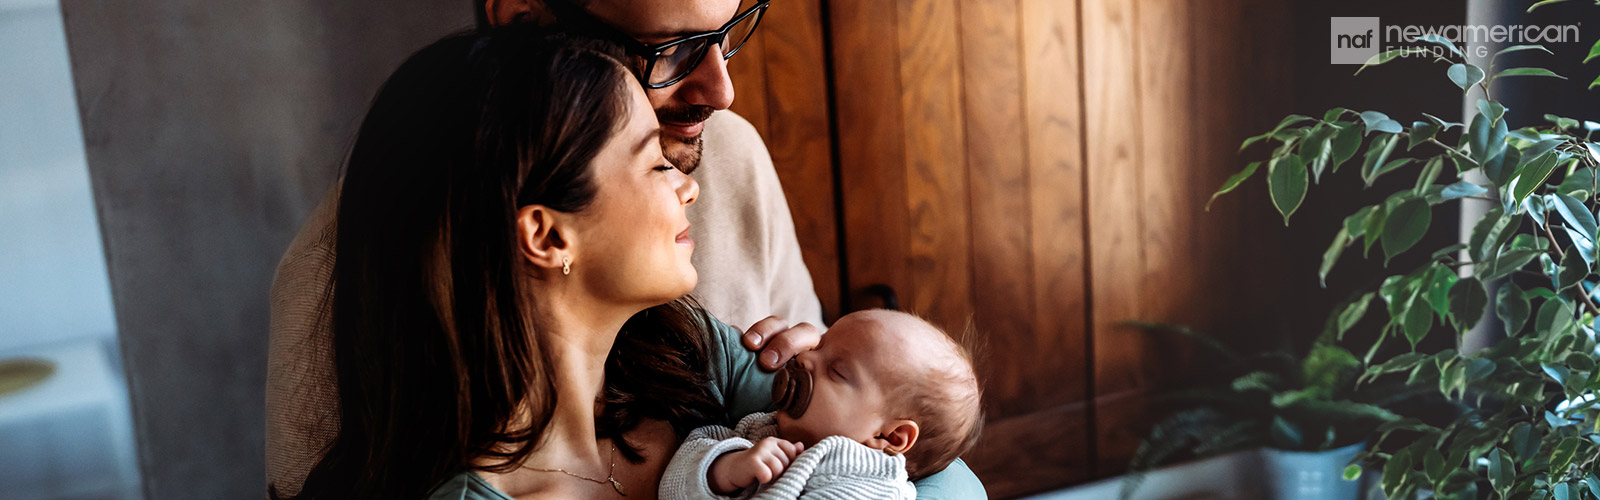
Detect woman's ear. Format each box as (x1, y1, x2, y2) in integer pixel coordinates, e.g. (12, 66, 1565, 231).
(483, 0, 554, 27)
(516, 204, 572, 275)
(871, 420, 919, 456)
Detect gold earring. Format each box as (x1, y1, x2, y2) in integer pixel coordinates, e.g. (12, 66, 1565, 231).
(562, 256, 571, 276)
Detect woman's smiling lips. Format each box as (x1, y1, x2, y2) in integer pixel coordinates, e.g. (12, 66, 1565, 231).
(676, 224, 693, 246)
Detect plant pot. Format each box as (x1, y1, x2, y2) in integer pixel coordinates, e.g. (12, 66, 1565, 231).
(1260, 441, 1366, 500)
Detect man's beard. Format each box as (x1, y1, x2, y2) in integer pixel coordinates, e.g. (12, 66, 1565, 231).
(658, 105, 715, 174)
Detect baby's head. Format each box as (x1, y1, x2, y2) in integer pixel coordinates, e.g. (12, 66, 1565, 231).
(771, 309, 983, 480)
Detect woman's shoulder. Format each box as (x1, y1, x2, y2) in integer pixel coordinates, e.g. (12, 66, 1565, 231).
(425, 471, 516, 500)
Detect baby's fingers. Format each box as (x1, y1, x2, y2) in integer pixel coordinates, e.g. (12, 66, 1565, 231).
(757, 454, 787, 483)
(777, 439, 805, 460)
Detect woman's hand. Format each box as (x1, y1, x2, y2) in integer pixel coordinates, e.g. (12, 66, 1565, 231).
(741, 316, 822, 371)
(708, 436, 805, 495)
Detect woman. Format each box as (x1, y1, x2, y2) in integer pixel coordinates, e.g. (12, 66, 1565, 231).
(275, 25, 772, 499)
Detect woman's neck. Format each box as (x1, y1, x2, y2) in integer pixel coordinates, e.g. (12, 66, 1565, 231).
(525, 285, 635, 461)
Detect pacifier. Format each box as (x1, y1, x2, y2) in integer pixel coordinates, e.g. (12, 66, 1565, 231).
(771, 358, 813, 418)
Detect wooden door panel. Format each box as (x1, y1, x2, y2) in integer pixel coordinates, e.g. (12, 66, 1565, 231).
(832, 0, 1094, 496)
(725, 0, 842, 322)
(896, 0, 974, 332)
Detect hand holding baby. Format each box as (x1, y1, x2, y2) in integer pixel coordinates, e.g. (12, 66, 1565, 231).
(709, 436, 806, 495)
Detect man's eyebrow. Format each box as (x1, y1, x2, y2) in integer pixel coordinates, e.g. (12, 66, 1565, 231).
(635, 127, 660, 155)
(636, 29, 709, 41)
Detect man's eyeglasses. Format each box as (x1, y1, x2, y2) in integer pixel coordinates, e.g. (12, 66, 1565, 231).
(546, 0, 770, 89)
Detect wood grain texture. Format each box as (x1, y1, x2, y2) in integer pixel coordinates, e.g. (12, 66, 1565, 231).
(896, 0, 974, 333)
(726, 17, 771, 141)
(1081, 0, 1146, 402)
(751, 0, 842, 322)
(1021, 0, 1090, 413)
(958, 0, 1037, 419)
(831, 0, 911, 313)
(964, 402, 1092, 499)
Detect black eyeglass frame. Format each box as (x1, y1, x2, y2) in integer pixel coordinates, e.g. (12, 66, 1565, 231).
(546, 0, 771, 89)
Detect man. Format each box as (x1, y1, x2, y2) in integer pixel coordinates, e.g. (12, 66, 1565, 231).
(265, 0, 986, 497)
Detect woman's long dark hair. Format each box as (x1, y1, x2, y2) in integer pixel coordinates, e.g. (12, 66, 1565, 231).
(273, 25, 723, 500)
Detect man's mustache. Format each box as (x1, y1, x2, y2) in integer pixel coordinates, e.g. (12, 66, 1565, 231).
(657, 105, 715, 126)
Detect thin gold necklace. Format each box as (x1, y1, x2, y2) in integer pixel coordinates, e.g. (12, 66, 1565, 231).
(521, 443, 626, 496)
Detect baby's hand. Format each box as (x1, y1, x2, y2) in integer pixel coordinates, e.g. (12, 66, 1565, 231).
(708, 437, 805, 495)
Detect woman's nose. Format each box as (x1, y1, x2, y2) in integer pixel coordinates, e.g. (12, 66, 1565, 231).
(677, 172, 699, 206)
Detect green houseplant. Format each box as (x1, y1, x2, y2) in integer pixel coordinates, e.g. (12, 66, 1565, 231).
(1119, 323, 1409, 500)
(1207, 18, 1600, 500)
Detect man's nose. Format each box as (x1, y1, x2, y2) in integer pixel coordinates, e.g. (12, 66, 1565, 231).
(675, 43, 735, 111)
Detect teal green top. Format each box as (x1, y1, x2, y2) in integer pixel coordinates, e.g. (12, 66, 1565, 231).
(427, 318, 987, 499)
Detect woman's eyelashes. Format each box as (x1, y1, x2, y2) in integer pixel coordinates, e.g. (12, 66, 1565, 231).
(653, 162, 678, 172)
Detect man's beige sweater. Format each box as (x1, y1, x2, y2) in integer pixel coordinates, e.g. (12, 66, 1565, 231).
(264, 111, 824, 495)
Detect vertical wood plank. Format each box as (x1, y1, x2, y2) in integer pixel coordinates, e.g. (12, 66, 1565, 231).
(726, 17, 770, 142)
(1022, 0, 1090, 413)
(1082, 0, 1144, 391)
(957, 0, 1035, 418)
(1106, 3, 1201, 472)
(831, 0, 910, 312)
(755, 0, 842, 321)
(1081, 0, 1148, 475)
(896, 0, 972, 332)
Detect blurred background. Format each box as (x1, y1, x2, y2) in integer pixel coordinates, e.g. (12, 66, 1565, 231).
(1, 0, 1596, 499)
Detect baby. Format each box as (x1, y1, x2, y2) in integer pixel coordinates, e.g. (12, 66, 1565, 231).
(660, 309, 984, 500)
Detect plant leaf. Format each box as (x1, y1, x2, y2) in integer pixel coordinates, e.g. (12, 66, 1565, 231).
(1439, 181, 1488, 201)
(1510, 151, 1562, 206)
(1496, 282, 1530, 337)
(1477, 99, 1507, 124)
(1382, 197, 1431, 264)
(1414, 34, 1462, 57)
(1448, 63, 1486, 91)
(1551, 437, 1584, 474)
(1553, 193, 1598, 244)
(1413, 157, 1443, 195)
(1320, 227, 1349, 287)
(1361, 110, 1405, 135)
(1469, 207, 1520, 262)
(1448, 277, 1488, 332)
(1557, 167, 1594, 199)
(1494, 67, 1566, 80)
(1368, 158, 1415, 186)
(1558, 249, 1589, 291)
(1529, 0, 1572, 12)
(1330, 122, 1364, 172)
(1334, 292, 1374, 340)
(1269, 156, 1309, 225)
(1469, 111, 1509, 166)
(1343, 464, 1362, 481)
(1361, 135, 1400, 186)
(1424, 265, 1458, 319)
(1207, 161, 1261, 211)
(1402, 290, 1433, 347)
(1407, 121, 1441, 151)
(1497, 44, 1553, 58)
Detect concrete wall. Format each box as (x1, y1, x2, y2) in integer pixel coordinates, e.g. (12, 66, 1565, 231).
(57, 2, 472, 498)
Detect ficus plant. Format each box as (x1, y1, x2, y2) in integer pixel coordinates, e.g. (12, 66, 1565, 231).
(1209, 27, 1600, 500)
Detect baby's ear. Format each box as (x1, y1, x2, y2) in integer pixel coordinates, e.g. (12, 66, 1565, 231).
(872, 420, 919, 456)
